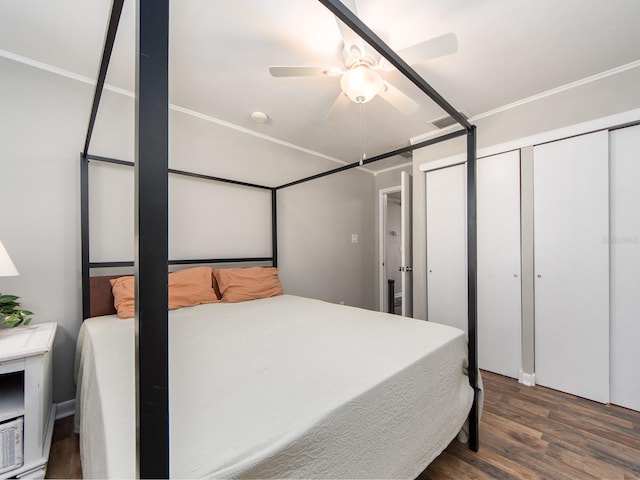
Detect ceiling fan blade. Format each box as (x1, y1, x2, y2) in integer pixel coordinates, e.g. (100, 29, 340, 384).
(380, 32, 458, 70)
(269, 66, 340, 77)
(334, 0, 366, 60)
(378, 82, 419, 116)
(325, 92, 351, 122)
(340, 0, 358, 13)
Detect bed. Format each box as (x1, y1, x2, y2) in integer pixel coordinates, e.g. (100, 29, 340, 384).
(80, 2, 481, 474)
(75, 291, 475, 479)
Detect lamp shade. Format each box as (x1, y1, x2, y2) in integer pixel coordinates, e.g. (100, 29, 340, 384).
(340, 64, 382, 104)
(0, 240, 19, 276)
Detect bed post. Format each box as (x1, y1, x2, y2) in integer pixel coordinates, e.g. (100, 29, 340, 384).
(466, 126, 479, 452)
(80, 153, 90, 320)
(135, 0, 170, 477)
(272, 188, 278, 267)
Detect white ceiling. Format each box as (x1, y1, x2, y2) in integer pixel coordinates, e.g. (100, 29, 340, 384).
(1, 0, 640, 172)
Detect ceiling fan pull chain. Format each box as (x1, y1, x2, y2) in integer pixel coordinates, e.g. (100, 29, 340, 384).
(360, 103, 366, 166)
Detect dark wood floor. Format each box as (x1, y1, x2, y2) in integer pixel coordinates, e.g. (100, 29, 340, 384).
(46, 371, 640, 479)
(420, 372, 640, 480)
(45, 415, 82, 479)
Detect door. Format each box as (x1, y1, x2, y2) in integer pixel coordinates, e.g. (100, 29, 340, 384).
(610, 124, 640, 411)
(400, 171, 413, 317)
(534, 130, 609, 403)
(477, 151, 522, 378)
(425, 164, 467, 332)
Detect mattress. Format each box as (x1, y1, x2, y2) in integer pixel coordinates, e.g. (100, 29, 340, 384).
(75, 294, 474, 479)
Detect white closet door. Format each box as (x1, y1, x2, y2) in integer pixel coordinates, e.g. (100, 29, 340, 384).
(610, 124, 640, 412)
(477, 151, 522, 378)
(425, 164, 467, 332)
(534, 131, 609, 403)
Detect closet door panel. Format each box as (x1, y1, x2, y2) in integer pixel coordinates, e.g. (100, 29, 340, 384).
(610, 124, 640, 411)
(533, 131, 609, 403)
(477, 151, 522, 378)
(425, 164, 467, 332)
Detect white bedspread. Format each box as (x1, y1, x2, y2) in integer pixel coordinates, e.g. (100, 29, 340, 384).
(75, 295, 474, 479)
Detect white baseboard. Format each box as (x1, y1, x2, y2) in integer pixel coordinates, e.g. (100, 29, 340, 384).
(55, 399, 76, 419)
(518, 369, 536, 387)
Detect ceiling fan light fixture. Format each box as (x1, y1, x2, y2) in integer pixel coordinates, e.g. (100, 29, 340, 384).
(340, 64, 382, 104)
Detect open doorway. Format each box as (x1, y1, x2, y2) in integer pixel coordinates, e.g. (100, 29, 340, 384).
(379, 172, 413, 316)
(384, 191, 403, 314)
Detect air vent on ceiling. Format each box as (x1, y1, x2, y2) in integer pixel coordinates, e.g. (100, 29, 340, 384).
(431, 112, 468, 129)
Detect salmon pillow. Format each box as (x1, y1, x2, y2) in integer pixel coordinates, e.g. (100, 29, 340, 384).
(168, 266, 220, 309)
(213, 267, 283, 303)
(110, 267, 220, 319)
(110, 275, 136, 319)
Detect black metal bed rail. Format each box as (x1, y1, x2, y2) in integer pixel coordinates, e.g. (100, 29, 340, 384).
(277, 129, 467, 190)
(82, 0, 124, 158)
(86, 154, 273, 191)
(88, 257, 274, 269)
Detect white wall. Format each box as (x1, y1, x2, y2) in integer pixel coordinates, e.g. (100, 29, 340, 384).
(89, 162, 274, 262)
(0, 58, 92, 405)
(0, 56, 376, 404)
(278, 170, 375, 308)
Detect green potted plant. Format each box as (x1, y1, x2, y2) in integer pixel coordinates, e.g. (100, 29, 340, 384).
(0, 294, 33, 327)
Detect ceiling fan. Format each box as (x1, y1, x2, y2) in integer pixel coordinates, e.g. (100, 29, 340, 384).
(269, 0, 457, 121)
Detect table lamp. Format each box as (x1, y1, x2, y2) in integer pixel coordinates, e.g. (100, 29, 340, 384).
(0, 240, 19, 277)
(0, 240, 32, 327)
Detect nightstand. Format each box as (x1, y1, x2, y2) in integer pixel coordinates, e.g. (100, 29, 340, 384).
(0, 322, 56, 479)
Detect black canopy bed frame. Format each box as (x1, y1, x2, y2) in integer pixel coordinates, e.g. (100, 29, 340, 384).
(80, 0, 479, 477)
